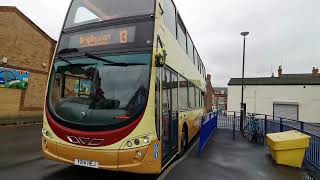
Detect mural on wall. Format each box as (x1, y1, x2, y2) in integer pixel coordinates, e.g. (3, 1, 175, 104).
(0, 67, 30, 90)
(74, 80, 92, 96)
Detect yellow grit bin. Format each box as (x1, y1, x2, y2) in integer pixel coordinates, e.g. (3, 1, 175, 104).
(266, 130, 310, 168)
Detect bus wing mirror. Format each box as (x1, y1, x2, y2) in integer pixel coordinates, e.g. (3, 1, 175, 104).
(155, 49, 167, 67)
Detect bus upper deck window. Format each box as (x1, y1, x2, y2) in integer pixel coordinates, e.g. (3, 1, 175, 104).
(65, 0, 155, 29)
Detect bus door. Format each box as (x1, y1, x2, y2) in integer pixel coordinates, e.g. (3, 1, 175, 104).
(161, 68, 178, 164)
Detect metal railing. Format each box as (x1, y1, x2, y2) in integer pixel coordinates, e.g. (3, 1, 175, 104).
(198, 111, 218, 155)
(217, 111, 320, 172)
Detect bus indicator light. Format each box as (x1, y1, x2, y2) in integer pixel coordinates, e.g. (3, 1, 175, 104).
(127, 141, 132, 147)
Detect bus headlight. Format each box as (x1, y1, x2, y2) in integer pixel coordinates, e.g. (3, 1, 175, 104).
(121, 135, 152, 149)
(42, 128, 53, 139)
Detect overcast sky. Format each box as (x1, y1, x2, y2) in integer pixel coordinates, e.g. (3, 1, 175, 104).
(1, 0, 319, 86)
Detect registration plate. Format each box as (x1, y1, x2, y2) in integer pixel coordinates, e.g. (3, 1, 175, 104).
(74, 159, 99, 168)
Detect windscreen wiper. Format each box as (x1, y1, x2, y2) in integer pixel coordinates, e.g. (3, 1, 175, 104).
(85, 53, 117, 64)
(102, 63, 147, 67)
(56, 55, 72, 65)
(85, 53, 146, 67)
(57, 56, 96, 67)
(58, 48, 79, 54)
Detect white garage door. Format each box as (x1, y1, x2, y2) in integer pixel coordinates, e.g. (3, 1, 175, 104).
(273, 103, 298, 120)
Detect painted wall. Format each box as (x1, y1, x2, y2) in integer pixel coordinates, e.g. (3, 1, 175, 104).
(0, 8, 56, 121)
(227, 85, 320, 123)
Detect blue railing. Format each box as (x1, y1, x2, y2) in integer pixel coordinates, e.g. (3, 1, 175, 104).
(217, 111, 320, 172)
(198, 111, 218, 155)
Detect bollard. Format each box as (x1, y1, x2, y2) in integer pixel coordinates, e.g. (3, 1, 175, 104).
(300, 122, 304, 132)
(233, 112, 236, 129)
(232, 118, 235, 140)
(280, 118, 283, 132)
(264, 115, 267, 135)
(215, 112, 218, 128)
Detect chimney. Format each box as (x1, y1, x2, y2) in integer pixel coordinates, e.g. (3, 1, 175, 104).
(205, 74, 213, 113)
(278, 65, 283, 77)
(312, 67, 319, 76)
(206, 74, 211, 82)
(271, 73, 275, 77)
(207, 74, 211, 80)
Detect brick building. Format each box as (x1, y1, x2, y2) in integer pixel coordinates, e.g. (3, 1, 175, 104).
(205, 74, 213, 113)
(0, 6, 56, 123)
(213, 87, 228, 111)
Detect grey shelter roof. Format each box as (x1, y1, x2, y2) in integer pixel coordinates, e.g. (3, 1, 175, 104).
(228, 76, 320, 86)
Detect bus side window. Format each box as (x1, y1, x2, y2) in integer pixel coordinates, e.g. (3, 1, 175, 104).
(187, 34, 194, 62)
(177, 14, 187, 53)
(162, 0, 176, 38)
(195, 87, 200, 108)
(201, 91, 204, 107)
(179, 76, 188, 110)
(189, 82, 195, 109)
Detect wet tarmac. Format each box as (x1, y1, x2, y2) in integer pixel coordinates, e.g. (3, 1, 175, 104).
(0, 124, 316, 180)
(165, 129, 314, 180)
(0, 124, 157, 180)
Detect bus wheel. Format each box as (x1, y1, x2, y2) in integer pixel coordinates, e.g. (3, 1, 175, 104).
(181, 126, 188, 155)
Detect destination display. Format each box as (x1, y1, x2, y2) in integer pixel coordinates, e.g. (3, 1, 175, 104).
(68, 26, 136, 49)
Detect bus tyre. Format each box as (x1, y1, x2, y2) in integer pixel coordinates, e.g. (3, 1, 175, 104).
(181, 127, 188, 155)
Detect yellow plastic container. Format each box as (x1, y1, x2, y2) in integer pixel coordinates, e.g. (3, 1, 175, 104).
(266, 130, 310, 168)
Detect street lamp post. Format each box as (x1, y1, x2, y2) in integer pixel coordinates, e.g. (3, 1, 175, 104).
(240, 31, 249, 131)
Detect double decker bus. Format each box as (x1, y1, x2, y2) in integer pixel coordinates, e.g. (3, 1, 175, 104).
(42, 0, 207, 174)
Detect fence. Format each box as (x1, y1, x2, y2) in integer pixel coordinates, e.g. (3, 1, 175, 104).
(198, 111, 218, 155)
(218, 111, 320, 172)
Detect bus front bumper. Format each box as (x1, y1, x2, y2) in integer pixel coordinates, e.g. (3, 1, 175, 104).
(42, 137, 161, 174)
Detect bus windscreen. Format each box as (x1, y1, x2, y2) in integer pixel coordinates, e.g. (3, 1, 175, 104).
(48, 53, 151, 131)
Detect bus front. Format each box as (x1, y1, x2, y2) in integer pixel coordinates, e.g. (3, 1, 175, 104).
(42, 0, 160, 174)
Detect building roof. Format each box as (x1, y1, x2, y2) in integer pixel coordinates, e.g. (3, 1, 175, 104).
(228, 76, 320, 86)
(0, 6, 56, 43)
(282, 73, 314, 78)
